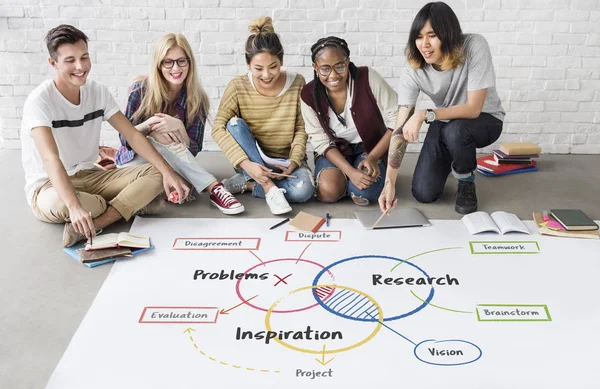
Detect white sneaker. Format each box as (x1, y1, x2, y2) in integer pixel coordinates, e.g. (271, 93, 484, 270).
(265, 186, 292, 215)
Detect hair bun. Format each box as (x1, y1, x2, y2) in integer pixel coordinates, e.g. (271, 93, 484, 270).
(248, 16, 275, 35)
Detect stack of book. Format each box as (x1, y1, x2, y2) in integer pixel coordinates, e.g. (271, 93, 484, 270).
(533, 209, 599, 239)
(63, 232, 154, 267)
(477, 142, 541, 177)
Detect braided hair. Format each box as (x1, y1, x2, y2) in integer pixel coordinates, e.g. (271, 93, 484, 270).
(310, 36, 359, 134)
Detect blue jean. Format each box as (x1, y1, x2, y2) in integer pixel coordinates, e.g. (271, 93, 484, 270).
(412, 113, 503, 203)
(314, 142, 387, 204)
(226, 118, 315, 203)
(147, 137, 217, 193)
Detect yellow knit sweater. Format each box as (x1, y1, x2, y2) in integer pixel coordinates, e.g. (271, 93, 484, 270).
(212, 73, 307, 168)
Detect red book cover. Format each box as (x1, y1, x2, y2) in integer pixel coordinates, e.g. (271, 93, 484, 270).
(477, 155, 536, 174)
(311, 218, 326, 233)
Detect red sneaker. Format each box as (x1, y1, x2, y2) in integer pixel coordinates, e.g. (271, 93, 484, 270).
(210, 182, 245, 215)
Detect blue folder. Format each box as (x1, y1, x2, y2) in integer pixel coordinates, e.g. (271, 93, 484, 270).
(476, 166, 538, 177)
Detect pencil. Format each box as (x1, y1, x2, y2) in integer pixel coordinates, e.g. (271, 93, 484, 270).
(270, 172, 297, 179)
(89, 212, 93, 246)
(372, 204, 396, 229)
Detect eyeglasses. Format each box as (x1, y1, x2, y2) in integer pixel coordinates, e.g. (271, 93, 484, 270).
(161, 57, 190, 69)
(317, 61, 348, 77)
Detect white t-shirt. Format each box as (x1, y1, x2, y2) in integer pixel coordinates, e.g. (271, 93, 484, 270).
(327, 76, 361, 145)
(20, 79, 119, 205)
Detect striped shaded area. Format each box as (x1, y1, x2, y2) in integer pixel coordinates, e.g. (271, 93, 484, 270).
(313, 286, 334, 302)
(324, 289, 380, 320)
(211, 74, 308, 168)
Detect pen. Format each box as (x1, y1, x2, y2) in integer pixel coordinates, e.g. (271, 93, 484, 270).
(269, 218, 290, 230)
(89, 212, 93, 246)
(326, 212, 330, 227)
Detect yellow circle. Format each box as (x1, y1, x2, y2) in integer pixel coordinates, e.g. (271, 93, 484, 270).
(264, 284, 383, 355)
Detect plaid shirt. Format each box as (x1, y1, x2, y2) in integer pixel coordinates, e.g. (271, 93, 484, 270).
(115, 80, 205, 165)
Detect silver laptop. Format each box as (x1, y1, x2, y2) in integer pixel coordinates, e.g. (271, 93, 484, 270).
(354, 208, 431, 230)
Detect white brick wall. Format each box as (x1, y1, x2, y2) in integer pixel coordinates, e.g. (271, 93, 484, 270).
(0, 0, 599, 153)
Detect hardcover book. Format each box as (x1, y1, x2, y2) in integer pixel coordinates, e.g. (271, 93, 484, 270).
(499, 142, 542, 156)
(550, 209, 599, 231)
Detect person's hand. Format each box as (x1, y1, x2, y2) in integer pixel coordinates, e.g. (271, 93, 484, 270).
(357, 155, 380, 179)
(378, 178, 398, 213)
(140, 116, 161, 133)
(240, 160, 272, 185)
(163, 130, 184, 144)
(402, 110, 426, 142)
(272, 161, 298, 180)
(148, 131, 174, 145)
(162, 171, 190, 204)
(68, 204, 96, 238)
(348, 168, 376, 190)
(149, 113, 184, 134)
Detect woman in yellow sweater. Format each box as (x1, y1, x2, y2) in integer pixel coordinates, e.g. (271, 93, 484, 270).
(212, 17, 315, 215)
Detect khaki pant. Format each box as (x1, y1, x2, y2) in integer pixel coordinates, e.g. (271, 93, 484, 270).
(31, 164, 164, 223)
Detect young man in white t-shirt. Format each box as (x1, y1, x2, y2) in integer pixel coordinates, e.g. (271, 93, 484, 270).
(21, 24, 190, 247)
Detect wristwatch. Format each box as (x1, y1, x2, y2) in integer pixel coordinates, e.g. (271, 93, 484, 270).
(425, 109, 436, 124)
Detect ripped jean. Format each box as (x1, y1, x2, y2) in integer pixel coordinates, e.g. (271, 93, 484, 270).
(118, 138, 217, 193)
(226, 117, 315, 203)
(314, 142, 386, 204)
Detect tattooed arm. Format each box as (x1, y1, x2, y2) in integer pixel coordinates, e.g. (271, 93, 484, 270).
(378, 105, 415, 212)
(389, 105, 415, 168)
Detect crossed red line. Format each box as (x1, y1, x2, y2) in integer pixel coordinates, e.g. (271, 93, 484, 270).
(273, 273, 292, 286)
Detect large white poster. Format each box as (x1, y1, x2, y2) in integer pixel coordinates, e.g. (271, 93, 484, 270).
(46, 218, 600, 389)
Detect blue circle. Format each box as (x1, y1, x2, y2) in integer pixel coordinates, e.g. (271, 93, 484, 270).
(312, 255, 434, 322)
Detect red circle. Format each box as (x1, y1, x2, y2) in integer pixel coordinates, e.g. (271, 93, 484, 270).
(235, 258, 336, 313)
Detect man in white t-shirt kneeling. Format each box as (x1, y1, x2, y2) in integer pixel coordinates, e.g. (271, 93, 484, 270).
(21, 25, 190, 247)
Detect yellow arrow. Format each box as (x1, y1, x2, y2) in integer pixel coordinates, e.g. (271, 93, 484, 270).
(314, 345, 335, 366)
(183, 328, 196, 334)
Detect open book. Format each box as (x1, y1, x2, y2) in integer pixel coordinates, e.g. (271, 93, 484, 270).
(85, 232, 150, 251)
(64, 244, 155, 268)
(462, 211, 529, 235)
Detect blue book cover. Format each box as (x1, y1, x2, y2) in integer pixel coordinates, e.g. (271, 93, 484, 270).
(63, 244, 155, 268)
(476, 166, 538, 177)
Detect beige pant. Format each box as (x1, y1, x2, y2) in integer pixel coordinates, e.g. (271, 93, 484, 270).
(31, 164, 164, 223)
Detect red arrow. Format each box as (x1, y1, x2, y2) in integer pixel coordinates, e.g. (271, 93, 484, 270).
(220, 295, 258, 315)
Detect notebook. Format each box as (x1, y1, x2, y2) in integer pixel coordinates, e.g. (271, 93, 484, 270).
(288, 211, 326, 233)
(533, 212, 599, 239)
(550, 209, 598, 231)
(354, 208, 431, 230)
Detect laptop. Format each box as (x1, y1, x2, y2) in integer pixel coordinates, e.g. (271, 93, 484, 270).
(354, 208, 431, 230)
